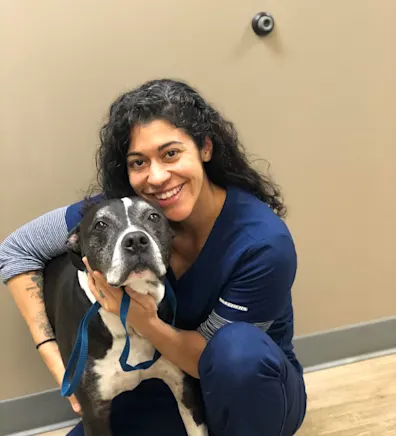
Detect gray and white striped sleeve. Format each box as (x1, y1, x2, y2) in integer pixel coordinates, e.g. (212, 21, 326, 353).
(0, 206, 69, 283)
(197, 308, 273, 341)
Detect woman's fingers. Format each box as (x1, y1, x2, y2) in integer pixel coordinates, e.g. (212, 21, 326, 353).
(69, 394, 82, 415)
(82, 256, 123, 314)
(82, 257, 94, 275)
(126, 288, 148, 306)
(82, 257, 111, 309)
(85, 265, 106, 307)
(126, 288, 158, 314)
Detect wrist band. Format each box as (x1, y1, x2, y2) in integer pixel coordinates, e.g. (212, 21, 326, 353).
(36, 338, 56, 350)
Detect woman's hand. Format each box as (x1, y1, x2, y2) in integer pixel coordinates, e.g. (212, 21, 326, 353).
(124, 289, 159, 336)
(82, 258, 206, 378)
(82, 257, 123, 315)
(82, 258, 159, 335)
(38, 340, 82, 415)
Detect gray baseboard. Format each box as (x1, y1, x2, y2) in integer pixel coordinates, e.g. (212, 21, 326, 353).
(2, 315, 396, 436)
(293, 314, 396, 370)
(0, 388, 79, 436)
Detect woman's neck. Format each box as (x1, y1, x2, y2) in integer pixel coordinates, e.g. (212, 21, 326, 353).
(173, 180, 226, 242)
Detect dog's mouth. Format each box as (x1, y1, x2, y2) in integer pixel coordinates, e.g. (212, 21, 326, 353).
(123, 269, 159, 287)
(105, 259, 163, 289)
(122, 269, 165, 304)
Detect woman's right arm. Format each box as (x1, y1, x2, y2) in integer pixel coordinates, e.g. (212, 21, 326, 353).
(1, 207, 69, 342)
(0, 201, 89, 340)
(0, 199, 92, 413)
(6, 272, 82, 411)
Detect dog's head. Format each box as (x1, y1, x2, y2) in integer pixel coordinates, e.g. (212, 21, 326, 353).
(66, 197, 173, 303)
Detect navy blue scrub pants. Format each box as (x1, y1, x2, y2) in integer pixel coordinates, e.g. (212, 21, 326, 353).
(67, 323, 307, 436)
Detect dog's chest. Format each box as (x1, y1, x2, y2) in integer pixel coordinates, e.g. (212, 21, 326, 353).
(93, 309, 156, 400)
(77, 271, 173, 401)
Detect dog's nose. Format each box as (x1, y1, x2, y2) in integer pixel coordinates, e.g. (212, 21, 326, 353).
(122, 231, 149, 253)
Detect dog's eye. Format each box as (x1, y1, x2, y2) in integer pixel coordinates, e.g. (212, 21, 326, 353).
(94, 221, 107, 230)
(148, 213, 160, 223)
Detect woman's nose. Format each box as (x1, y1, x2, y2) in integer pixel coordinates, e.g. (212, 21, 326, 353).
(147, 163, 171, 186)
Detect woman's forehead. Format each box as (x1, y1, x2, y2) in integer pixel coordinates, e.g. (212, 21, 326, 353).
(128, 120, 188, 152)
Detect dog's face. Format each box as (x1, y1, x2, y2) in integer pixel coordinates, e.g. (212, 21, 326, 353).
(67, 197, 173, 298)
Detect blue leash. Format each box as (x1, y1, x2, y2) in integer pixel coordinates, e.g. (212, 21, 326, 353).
(61, 278, 177, 397)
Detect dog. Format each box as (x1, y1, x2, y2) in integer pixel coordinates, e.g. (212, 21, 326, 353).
(43, 196, 207, 436)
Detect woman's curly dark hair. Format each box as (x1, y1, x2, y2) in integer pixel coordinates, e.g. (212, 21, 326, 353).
(96, 78, 286, 217)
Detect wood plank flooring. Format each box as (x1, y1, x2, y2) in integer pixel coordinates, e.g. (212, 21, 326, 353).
(298, 353, 396, 435)
(38, 354, 396, 436)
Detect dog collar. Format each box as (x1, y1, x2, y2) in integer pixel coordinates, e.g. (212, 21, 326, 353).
(61, 278, 177, 397)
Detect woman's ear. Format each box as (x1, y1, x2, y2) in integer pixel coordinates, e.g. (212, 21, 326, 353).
(201, 137, 213, 163)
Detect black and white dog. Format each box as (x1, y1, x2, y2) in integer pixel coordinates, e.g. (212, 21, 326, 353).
(43, 196, 207, 436)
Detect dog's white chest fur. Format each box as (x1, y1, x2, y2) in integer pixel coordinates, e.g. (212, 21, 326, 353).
(94, 311, 155, 400)
(78, 271, 160, 399)
(77, 271, 208, 435)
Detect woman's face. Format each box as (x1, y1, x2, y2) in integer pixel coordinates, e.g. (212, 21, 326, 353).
(126, 120, 212, 222)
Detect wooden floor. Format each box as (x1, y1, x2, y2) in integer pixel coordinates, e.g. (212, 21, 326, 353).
(39, 354, 396, 436)
(298, 353, 396, 435)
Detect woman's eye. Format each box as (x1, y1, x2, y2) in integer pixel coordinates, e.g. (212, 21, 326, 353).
(128, 159, 146, 170)
(164, 150, 179, 159)
(148, 213, 160, 223)
(94, 221, 107, 230)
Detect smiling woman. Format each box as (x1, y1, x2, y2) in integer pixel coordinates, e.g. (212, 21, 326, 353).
(96, 79, 285, 214)
(126, 121, 213, 222)
(0, 78, 306, 436)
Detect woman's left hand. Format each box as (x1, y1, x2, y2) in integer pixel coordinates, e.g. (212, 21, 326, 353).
(83, 257, 159, 334)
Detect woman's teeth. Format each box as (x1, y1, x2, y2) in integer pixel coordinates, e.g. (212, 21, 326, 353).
(155, 185, 183, 200)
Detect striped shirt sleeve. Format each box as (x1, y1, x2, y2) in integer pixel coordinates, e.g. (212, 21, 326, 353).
(0, 207, 70, 283)
(0, 194, 103, 284)
(198, 309, 274, 341)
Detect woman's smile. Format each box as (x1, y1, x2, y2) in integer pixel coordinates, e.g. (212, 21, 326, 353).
(127, 120, 212, 223)
(147, 183, 185, 208)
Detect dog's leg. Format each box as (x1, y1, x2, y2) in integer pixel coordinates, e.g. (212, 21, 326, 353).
(77, 394, 112, 436)
(171, 386, 208, 436)
(152, 360, 208, 436)
(82, 403, 112, 436)
(180, 374, 208, 435)
(174, 399, 208, 436)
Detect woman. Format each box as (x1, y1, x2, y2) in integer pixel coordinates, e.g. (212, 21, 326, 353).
(0, 79, 306, 435)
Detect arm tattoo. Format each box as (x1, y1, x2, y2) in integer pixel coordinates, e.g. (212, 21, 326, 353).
(25, 272, 54, 338)
(35, 310, 54, 338)
(26, 272, 44, 300)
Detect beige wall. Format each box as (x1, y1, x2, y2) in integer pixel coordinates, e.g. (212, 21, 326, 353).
(1, 0, 395, 400)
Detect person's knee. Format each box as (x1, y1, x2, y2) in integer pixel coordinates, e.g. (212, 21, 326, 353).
(198, 322, 286, 389)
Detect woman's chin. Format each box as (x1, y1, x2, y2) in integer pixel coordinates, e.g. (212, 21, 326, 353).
(163, 206, 192, 223)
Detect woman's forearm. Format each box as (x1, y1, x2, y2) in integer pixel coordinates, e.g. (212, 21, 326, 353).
(7, 272, 82, 413)
(0, 204, 86, 413)
(138, 318, 207, 379)
(8, 272, 55, 343)
(8, 272, 66, 383)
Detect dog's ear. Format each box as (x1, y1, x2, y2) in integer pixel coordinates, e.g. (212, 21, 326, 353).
(66, 225, 86, 271)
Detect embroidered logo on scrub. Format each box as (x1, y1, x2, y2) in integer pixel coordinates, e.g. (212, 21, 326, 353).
(219, 297, 248, 312)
